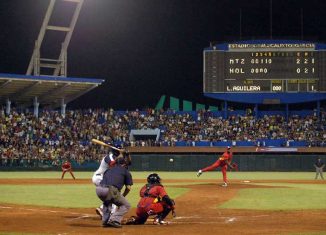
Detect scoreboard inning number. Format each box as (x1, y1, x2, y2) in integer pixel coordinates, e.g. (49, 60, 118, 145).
(204, 43, 326, 93)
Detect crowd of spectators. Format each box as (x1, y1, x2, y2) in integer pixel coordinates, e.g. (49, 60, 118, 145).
(1, 108, 326, 167)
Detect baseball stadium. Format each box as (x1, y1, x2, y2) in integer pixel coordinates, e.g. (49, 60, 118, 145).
(1, 1, 326, 235)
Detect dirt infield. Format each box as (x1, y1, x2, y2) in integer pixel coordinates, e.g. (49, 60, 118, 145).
(1, 179, 326, 235)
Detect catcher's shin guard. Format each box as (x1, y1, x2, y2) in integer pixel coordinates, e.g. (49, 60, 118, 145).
(157, 206, 172, 221)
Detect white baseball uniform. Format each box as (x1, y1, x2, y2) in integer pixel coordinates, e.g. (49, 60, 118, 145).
(92, 153, 115, 186)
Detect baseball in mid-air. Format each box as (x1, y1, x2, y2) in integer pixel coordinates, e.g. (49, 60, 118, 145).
(169, 158, 174, 162)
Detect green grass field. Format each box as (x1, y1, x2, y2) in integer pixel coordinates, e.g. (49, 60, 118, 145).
(0, 171, 319, 180)
(220, 183, 326, 210)
(0, 171, 324, 211)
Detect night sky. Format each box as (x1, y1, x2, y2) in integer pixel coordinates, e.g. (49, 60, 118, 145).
(0, 0, 325, 110)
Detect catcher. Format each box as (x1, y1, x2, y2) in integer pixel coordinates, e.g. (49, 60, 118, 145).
(125, 173, 176, 225)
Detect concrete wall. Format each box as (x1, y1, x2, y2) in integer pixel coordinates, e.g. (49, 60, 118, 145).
(129, 153, 325, 171)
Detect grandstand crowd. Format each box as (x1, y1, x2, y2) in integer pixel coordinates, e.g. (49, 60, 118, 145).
(1, 108, 326, 167)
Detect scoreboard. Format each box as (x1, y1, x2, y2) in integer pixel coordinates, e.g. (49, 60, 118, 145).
(204, 43, 326, 93)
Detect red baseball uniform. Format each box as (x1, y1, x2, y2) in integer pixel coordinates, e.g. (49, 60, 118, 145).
(134, 183, 171, 224)
(61, 161, 76, 180)
(201, 150, 233, 183)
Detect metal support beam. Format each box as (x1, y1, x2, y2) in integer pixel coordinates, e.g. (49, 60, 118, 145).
(255, 104, 258, 119)
(316, 100, 320, 120)
(61, 98, 66, 117)
(65, 84, 98, 104)
(224, 100, 228, 119)
(33, 97, 40, 118)
(0, 80, 12, 89)
(46, 25, 70, 31)
(12, 82, 40, 100)
(6, 98, 11, 115)
(63, 0, 82, 2)
(26, 0, 56, 75)
(38, 83, 70, 102)
(26, 0, 84, 77)
(54, 0, 84, 76)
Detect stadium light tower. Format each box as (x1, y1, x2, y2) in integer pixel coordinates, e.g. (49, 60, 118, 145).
(26, 0, 84, 77)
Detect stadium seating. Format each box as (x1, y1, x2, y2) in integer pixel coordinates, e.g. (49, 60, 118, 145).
(1, 108, 325, 167)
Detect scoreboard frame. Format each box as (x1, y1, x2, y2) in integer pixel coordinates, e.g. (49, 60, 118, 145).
(203, 41, 326, 94)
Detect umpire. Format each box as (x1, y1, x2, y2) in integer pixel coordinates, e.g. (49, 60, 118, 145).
(95, 157, 133, 228)
(314, 157, 325, 180)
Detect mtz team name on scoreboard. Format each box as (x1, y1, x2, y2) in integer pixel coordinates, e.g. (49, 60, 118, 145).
(227, 51, 316, 77)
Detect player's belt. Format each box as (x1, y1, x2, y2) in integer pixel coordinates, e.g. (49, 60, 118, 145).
(100, 184, 119, 190)
(96, 174, 101, 176)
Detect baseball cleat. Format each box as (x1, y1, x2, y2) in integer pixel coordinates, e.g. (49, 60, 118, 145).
(106, 220, 122, 228)
(153, 218, 169, 225)
(95, 207, 103, 219)
(125, 216, 137, 225)
(221, 182, 228, 187)
(197, 170, 202, 177)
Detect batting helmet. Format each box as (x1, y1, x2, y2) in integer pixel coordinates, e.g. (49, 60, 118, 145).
(112, 144, 123, 157)
(147, 173, 161, 184)
(116, 156, 127, 165)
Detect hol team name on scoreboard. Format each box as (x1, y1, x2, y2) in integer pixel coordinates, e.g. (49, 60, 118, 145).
(203, 43, 324, 93)
(228, 51, 315, 75)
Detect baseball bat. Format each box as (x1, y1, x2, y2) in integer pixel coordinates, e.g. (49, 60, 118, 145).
(91, 139, 123, 152)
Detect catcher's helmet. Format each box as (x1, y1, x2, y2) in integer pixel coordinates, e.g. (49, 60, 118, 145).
(112, 144, 122, 157)
(147, 173, 161, 184)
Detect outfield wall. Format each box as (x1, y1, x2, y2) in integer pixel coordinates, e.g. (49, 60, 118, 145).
(129, 153, 324, 171)
(127, 146, 325, 171)
(1, 152, 325, 172)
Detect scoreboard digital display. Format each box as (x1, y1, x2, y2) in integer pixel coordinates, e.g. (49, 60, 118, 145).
(204, 43, 326, 93)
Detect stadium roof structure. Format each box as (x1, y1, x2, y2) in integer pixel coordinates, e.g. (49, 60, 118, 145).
(0, 73, 104, 107)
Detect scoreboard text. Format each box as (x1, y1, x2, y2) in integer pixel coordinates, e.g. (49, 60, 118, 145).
(204, 43, 326, 93)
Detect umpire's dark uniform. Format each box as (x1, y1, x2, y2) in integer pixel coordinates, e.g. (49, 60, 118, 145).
(96, 163, 133, 227)
(314, 158, 325, 180)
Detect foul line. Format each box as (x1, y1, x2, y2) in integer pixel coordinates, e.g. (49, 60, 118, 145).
(0, 206, 97, 219)
(0, 206, 271, 224)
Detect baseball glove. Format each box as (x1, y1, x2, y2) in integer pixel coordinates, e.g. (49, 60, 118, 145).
(231, 162, 239, 171)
